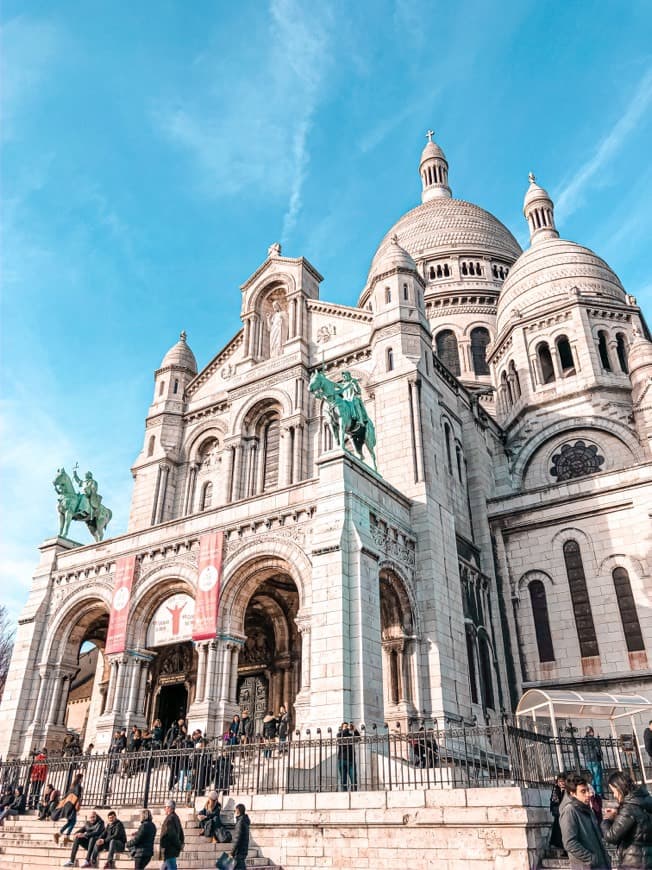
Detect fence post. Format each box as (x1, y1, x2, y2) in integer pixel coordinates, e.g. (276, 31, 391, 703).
(142, 749, 154, 808)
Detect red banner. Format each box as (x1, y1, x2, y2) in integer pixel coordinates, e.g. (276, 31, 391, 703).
(105, 555, 137, 655)
(192, 531, 224, 640)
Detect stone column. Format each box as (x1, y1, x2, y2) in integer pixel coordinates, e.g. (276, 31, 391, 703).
(205, 642, 218, 702)
(32, 668, 51, 726)
(219, 644, 232, 702)
(126, 658, 141, 715)
(184, 463, 198, 515)
(409, 379, 424, 483)
(57, 675, 72, 726)
(156, 464, 170, 523)
(279, 426, 292, 487)
(195, 642, 208, 703)
(292, 424, 303, 484)
(229, 644, 240, 703)
(47, 673, 64, 726)
(112, 656, 129, 714)
(231, 442, 243, 502)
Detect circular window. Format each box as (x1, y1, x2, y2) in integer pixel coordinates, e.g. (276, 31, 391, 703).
(550, 440, 605, 482)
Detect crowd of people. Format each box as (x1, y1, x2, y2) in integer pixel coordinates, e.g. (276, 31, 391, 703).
(549, 768, 652, 868)
(0, 779, 252, 870)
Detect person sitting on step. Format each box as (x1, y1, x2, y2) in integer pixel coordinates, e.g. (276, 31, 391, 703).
(90, 809, 127, 869)
(62, 810, 105, 867)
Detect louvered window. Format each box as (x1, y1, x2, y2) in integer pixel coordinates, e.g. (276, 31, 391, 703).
(612, 568, 645, 652)
(563, 540, 599, 658)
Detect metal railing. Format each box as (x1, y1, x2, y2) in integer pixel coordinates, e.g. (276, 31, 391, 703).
(1, 725, 648, 809)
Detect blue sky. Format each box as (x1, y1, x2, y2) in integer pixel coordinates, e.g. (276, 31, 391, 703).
(2, 0, 651, 624)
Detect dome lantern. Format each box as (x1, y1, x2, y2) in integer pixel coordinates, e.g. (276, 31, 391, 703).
(419, 130, 452, 202)
(523, 172, 559, 245)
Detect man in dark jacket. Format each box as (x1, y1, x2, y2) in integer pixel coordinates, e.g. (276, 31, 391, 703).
(160, 799, 184, 870)
(91, 809, 127, 868)
(63, 811, 105, 867)
(126, 808, 156, 870)
(0, 786, 26, 824)
(230, 803, 250, 870)
(644, 720, 652, 763)
(602, 771, 652, 868)
(560, 776, 611, 869)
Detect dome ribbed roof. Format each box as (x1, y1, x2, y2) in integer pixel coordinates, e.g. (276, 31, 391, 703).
(369, 235, 416, 282)
(160, 331, 197, 373)
(365, 198, 522, 291)
(496, 239, 625, 333)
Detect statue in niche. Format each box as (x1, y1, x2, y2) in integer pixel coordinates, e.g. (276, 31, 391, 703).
(267, 300, 287, 357)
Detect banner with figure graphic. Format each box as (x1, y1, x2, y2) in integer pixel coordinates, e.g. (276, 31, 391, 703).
(192, 531, 224, 640)
(105, 555, 137, 654)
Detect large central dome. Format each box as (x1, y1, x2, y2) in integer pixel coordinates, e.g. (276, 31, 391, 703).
(360, 133, 522, 305)
(368, 197, 522, 278)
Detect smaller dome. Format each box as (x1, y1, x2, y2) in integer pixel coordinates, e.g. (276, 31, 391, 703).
(420, 139, 446, 165)
(369, 235, 416, 283)
(523, 173, 553, 212)
(160, 330, 197, 373)
(497, 239, 625, 334)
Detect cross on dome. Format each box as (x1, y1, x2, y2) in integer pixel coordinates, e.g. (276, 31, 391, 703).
(528, 172, 536, 184)
(426, 130, 434, 142)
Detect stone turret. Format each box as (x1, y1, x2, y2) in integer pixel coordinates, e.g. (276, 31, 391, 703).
(419, 130, 452, 202)
(128, 331, 197, 530)
(628, 331, 652, 456)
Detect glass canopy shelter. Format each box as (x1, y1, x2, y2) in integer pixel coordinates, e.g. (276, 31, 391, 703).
(515, 689, 652, 783)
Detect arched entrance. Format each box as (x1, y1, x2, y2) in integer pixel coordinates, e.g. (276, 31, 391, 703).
(41, 597, 111, 752)
(236, 573, 301, 734)
(379, 569, 418, 729)
(143, 593, 197, 733)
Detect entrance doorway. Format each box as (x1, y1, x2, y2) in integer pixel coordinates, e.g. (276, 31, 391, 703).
(156, 684, 188, 735)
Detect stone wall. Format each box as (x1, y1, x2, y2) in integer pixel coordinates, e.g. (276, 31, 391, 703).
(235, 785, 550, 869)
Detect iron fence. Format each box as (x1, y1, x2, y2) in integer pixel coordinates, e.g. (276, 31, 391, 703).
(1, 725, 648, 809)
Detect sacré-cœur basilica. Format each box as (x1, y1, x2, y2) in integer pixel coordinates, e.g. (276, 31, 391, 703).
(2, 132, 651, 758)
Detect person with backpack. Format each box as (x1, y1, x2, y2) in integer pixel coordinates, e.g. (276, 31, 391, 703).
(28, 747, 48, 809)
(53, 773, 83, 845)
(602, 771, 652, 868)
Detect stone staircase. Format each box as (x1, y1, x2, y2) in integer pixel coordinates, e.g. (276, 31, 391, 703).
(0, 804, 275, 870)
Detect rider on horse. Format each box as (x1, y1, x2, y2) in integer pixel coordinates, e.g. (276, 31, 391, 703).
(333, 372, 367, 430)
(73, 465, 102, 523)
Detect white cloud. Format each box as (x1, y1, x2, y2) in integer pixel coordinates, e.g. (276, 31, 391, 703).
(555, 68, 652, 222)
(359, 102, 425, 154)
(154, 0, 334, 242)
(0, 15, 63, 143)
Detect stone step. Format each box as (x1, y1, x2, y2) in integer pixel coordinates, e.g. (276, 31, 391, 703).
(0, 810, 274, 870)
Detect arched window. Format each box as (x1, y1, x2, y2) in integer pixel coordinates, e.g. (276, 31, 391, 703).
(147, 436, 155, 457)
(159, 380, 165, 396)
(199, 481, 213, 511)
(537, 342, 555, 384)
(389, 649, 400, 705)
(461, 262, 468, 276)
(470, 327, 491, 375)
(429, 266, 435, 280)
(478, 636, 494, 710)
(616, 333, 629, 373)
(403, 283, 409, 301)
(597, 330, 611, 371)
(173, 378, 179, 394)
(563, 540, 599, 658)
(444, 422, 453, 473)
(556, 336, 575, 373)
(528, 580, 555, 662)
(385, 287, 391, 304)
(262, 417, 281, 492)
(386, 347, 394, 372)
(465, 630, 478, 704)
(455, 445, 463, 482)
(444, 263, 450, 277)
(435, 330, 460, 376)
(509, 361, 521, 398)
(612, 568, 645, 652)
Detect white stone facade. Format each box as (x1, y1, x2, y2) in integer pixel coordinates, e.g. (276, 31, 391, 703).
(1, 136, 651, 758)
